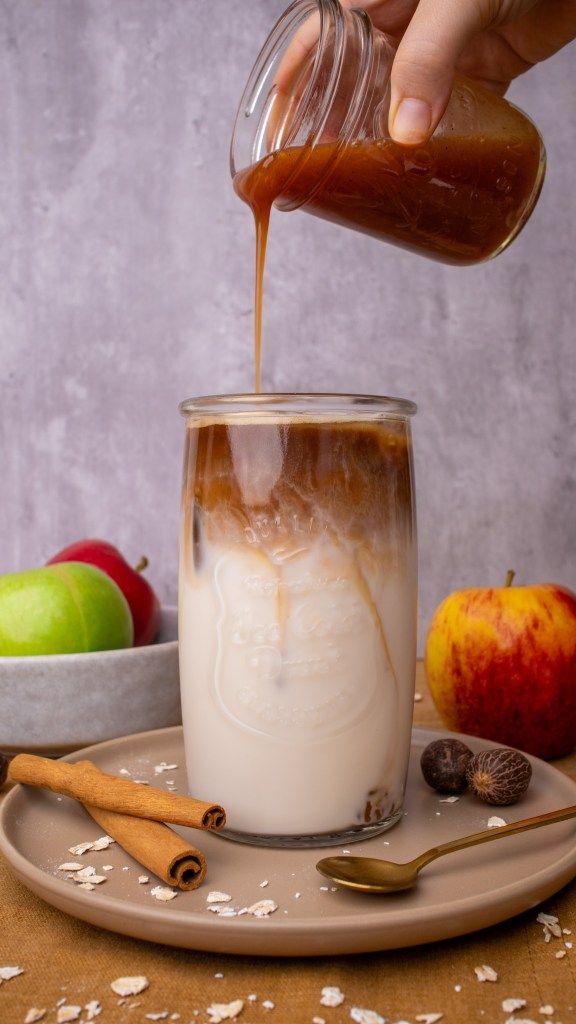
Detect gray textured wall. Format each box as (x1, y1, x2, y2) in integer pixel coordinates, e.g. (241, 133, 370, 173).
(1, 0, 574, 651)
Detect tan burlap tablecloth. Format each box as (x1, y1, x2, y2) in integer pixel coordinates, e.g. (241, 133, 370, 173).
(2, 665, 575, 1022)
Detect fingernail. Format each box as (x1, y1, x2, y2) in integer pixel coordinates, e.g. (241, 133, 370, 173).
(391, 98, 431, 145)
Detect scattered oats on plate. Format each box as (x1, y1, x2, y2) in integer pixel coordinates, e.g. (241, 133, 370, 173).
(58, 862, 84, 872)
(487, 816, 507, 828)
(150, 886, 178, 902)
(92, 835, 115, 851)
(74, 866, 96, 880)
(242, 899, 278, 918)
(138, 875, 150, 884)
(68, 842, 94, 856)
(154, 762, 179, 774)
(207, 891, 232, 904)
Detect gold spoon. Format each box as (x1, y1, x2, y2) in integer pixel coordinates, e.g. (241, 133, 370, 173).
(316, 804, 576, 893)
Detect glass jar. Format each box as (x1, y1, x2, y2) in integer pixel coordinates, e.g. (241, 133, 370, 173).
(230, 0, 546, 265)
(178, 393, 417, 847)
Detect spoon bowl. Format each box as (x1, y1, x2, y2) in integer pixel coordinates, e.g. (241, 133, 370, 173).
(316, 803, 576, 894)
(317, 855, 420, 893)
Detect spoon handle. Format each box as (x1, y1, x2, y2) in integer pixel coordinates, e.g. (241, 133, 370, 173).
(416, 803, 576, 871)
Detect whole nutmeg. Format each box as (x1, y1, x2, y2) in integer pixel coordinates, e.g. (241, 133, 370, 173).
(420, 738, 474, 794)
(0, 752, 11, 788)
(466, 747, 532, 805)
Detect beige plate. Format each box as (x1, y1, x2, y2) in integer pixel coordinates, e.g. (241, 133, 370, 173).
(1, 726, 575, 956)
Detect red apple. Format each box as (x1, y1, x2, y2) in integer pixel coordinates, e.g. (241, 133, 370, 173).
(424, 572, 576, 760)
(48, 539, 161, 646)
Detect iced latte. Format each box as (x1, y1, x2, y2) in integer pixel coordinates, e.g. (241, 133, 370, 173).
(179, 394, 417, 846)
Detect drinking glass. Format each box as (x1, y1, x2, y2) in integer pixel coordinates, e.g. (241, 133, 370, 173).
(179, 393, 417, 847)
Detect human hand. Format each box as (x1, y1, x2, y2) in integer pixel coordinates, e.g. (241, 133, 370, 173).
(352, 0, 576, 144)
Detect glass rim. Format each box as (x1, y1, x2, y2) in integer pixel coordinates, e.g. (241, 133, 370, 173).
(179, 392, 417, 418)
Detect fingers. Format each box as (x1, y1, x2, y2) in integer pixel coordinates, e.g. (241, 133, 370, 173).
(274, 11, 320, 92)
(388, 0, 499, 145)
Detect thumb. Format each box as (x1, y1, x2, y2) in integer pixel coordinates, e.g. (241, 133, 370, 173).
(388, 0, 494, 145)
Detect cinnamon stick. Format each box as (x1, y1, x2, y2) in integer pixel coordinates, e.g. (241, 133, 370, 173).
(8, 754, 225, 830)
(84, 804, 207, 891)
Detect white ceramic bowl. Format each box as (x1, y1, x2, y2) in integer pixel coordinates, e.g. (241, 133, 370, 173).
(0, 605, 180, 755)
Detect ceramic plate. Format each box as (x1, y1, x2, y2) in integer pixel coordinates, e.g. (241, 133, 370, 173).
(1, 727, 575, 956)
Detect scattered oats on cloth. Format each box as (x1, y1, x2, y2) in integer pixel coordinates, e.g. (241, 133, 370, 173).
(84, 1001, 102, 1020)
(350, 1008, 385, 1024)
(502, 998, 527, 1012)
(539, 1006, 554, 1016)
(474, 964, 498, 982)
(110, 977, 150, 997)
(145, 1013, 170, 1020)
(503, 1018, 539, 1024)
(206, 1000, 244, 1022)
(312, 1018, 326, 1024)
(320, 987, 345, 1008)
(262, 1001, 275, 1010)
(56, 1006, 82, 1023)
(24, 1010, 46, 1023)
(0, 965, 24, 983)
(537, 912, 562, 937)
(415, 1014, 444, 1023)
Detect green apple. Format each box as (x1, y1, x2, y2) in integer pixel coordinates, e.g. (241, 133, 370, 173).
(0, 562, 134, 655)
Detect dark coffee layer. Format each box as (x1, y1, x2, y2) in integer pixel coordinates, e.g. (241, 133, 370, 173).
(182, 418, 414, 565)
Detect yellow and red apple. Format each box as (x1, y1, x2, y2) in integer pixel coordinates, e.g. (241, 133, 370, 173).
(425, 573, 576, 760)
